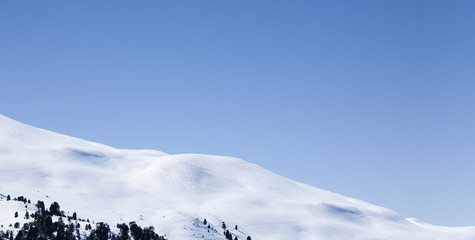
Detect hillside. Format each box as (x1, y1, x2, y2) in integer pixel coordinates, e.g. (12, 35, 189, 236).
(1, 114, 474, 240)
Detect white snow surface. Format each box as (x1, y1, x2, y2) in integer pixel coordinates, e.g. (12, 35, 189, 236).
(1, 114, 474, 240)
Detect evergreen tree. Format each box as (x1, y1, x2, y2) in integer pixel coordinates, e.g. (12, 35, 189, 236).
(37, 201, 46, 214)
(129, 222, 143, 240)
(142, 226, 156, 240)
(14, 230, 24, 240)
(7, 195, 11, 201)
(95, 222, 110, 240)
(117, 223, 129, 240)
(55, 224, 66, 240)
(14, 212, 18, 218)
(44, 215, 54, 238)
(247, 236, 252, 240)
(50, 202, 62, 216)
(27, 226, 39, 240)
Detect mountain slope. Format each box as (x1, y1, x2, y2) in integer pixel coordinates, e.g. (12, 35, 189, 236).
(0, 114, 474, 240)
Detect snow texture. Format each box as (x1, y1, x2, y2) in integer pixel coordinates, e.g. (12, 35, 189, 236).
(1, 114, 474, 240)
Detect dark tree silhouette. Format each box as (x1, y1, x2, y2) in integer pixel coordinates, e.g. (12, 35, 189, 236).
(49, 202, 62, 216)
(37, 200, 46, 214)
(117, 223, 129, 240)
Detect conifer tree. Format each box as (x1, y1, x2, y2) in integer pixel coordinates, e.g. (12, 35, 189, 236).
(49, 202, 62, 216)
(37, 200, 46, 214)
(14, 230, 23, 240)
(117, 223, 129, 240)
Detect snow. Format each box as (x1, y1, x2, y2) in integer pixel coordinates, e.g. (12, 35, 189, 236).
(1, 113, 475, 240)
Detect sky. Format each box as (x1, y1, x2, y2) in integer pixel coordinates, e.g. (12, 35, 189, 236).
(1, 0, 475, 227)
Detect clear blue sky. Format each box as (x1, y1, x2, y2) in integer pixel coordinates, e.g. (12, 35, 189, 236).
(1, 0, 474, 226)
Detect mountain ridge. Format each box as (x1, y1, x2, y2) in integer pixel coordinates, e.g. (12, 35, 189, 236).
(1, 114, 474, 240)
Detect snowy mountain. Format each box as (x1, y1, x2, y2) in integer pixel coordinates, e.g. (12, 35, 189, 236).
(1, 114, 474, 240)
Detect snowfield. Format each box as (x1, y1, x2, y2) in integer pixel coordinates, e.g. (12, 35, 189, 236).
(1, 114, 474, 240)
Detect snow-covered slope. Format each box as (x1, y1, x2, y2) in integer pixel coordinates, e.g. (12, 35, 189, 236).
(1, 114, 474, 240)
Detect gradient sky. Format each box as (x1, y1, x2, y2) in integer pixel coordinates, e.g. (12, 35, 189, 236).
(1, 0, 475, 226)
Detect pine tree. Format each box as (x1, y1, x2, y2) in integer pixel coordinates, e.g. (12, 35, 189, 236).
(117, 223, 129, 240)
(129, 221, 143, 240)
(27, 226, 39, 240)
(14, 230, 23, 240)
(95, 222, 110, 240)
(14, 211, 18, 218)
(225, 230, 232, 240)
(37, 200, 46, 214)
(247, 236, 252, 240)
(49, 202, 61, 216)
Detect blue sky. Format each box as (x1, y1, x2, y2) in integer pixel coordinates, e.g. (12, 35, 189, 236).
(1, 0, 475, 226)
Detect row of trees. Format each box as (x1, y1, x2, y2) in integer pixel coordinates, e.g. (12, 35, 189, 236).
(3, 196, 255, 240)
(2, 195, 32, 204)
(201, 219, 252, 240)
(1, 196, 167, 240)
(86, 221, 166, 240)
